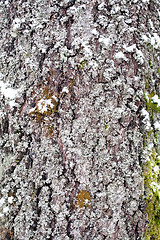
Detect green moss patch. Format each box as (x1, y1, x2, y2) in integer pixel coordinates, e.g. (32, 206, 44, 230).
(149, 60, 152, 67)
(144, 148, 160, 239)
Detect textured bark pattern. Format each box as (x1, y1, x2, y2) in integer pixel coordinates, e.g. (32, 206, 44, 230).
(0, 0, 159, 239)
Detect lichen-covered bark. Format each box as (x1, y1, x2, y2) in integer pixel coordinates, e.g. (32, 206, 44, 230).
(0, 0, 160, 239)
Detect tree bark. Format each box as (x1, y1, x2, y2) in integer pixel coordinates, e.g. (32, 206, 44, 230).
(0, 0, 160, 239)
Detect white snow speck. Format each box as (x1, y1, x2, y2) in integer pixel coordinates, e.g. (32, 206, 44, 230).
(12, 18, 21, 31)
(124, 44, 136, 52)
(62, 87, 69, 94)
(111, 5, 120, 14)
(98, 3, 105, 10)
(154, 121, 160, 131)
(115, 51, 127, 60)
(141, 108, 149, 118)
(3, 206, 9, 213)
(153, 165, 159, 173)
(37, 99, 54, 114)
(9, 100, 18, 108)
(96, 192, 106, 197)
(135, 48, 144, 64)
(144, 92, 149, 102)
(82, 42, 93, 58)
(21, 18, 25, 23)
(158, 10, 160, 20)
(150, 182, 157, 192)
(29, 107, 36, 113)
(84, 199, 90, 204)
(0, 213, 4, 218)
(142, 35, 149, 42)
(0, 198, 5, 207)
(52, 95, 58, 102)
(0, 72, 4, 79)
(151, 37, 156, 46)
(125, 19, 132, 24)
(5, 0, 9, 5)
(8, 196, 14, 204)
(135, 76, 140, 81)
(141, 108, 151, 130)
(0, 81, 21, 108)
(142, 33, 160, 49)
(152, 95, 160, 107)
(41, 48, 46, 53)
(11, 18, 21, 37)
(91, 28, 99, 36)
(0, 81, 19, 99)
(152, 33, 160, 49)
(99, 36, 110, 48)
(25, 57, 31, 64)
(149, 19, 154, 29)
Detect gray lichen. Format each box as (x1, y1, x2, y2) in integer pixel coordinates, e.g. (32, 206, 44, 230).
(0, 0, 160, 239)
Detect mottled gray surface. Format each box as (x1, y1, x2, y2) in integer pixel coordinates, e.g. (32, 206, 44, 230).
(0, 0, 160, 239)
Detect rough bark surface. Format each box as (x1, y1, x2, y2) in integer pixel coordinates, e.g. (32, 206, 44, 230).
(0, 0, 160, 239)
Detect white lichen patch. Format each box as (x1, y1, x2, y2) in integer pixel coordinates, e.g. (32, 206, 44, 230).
(0, 194, 14, 219)
(81, 41, 93, 59)
(110, 5, 120, 15)
(97, 15, 108, 28)
(60, 46, 69, 62)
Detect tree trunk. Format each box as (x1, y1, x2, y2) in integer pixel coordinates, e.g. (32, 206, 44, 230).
(0, 0, 160, 239)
